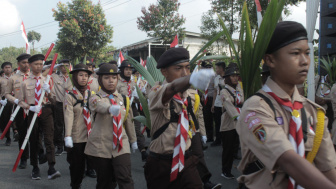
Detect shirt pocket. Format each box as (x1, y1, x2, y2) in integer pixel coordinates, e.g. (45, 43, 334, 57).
(26, 84, 35, 97)
(305, 132, 315, 151)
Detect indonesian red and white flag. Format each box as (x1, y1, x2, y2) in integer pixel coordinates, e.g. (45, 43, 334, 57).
(20, 21, 29, 53)
(170, 34, 178, 48)
(140, 58, 147, 69)
(117, 50, 124, 67)
(255, 0, 262, 28)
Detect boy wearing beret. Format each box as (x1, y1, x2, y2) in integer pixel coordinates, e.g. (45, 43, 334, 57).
(0, 62, 13, 146)
(236, 21, 336, 188)
(19, 54, 61, 180)
(144, 47, 218, 189)
(5, 54, 31, 168)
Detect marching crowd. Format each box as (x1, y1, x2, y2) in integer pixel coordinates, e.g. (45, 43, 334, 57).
(1, 21, 336, 189)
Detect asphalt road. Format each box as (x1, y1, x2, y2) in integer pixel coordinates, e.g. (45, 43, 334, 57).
(0, 135, 241, 189)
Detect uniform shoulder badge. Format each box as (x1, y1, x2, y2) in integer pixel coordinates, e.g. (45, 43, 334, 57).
(253, 124, 266, 143)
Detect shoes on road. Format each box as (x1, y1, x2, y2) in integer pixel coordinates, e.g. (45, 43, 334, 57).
(48, 167, 61, 180)
(86, 169, 97, 178)
(55, 147, 63, 156)
(221, 172, 234, 179)
(31, 167, 41, 180)
(204, 181, 222, 189)
(13, 132, 19, 142)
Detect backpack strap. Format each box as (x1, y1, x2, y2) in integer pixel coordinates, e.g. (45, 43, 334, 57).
(225, 87, 236, 106)
(152, 101, 179, 140)
(187, 96, 199, 131)
(254, 93, 277, 122)
(67, 92, 84, 107)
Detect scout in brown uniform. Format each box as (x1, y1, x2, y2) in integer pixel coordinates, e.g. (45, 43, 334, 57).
(330, 84, 336, 149)
(63, 64, 92, 189)
(211, 61, 226, 146)
(236, 21, 336, 189)
(87, 73, 99, 93)
(52, 59, 72, 155)
(86, 62, 98, 78)
(0, 62, 13, 146)
(219, 65, 244, 179)
(85, 63, 137, 189)
(19, 54, 61, 180)
(5, 53, 31, 168)
(144, 47, 215, 189)
(117, 60, 148, 161)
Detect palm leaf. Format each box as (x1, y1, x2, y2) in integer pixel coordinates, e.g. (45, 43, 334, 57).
(189, 30, 226, 65)
(82, 54, 87, 65)
(136, 85, 151, 130)
(125, 55, 156, 87)
(65, 67, 73, 85)
(198, 55, 229, 61)
(146, 56, 165, 82)
(133, 116, 147, 126)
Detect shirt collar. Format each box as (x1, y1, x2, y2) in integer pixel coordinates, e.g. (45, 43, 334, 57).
(264, 77, 303, 102)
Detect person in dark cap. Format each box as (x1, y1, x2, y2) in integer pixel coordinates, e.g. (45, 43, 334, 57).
(51, 58, 72, 156)
(117, 59, 148, 161)
(84, 63, 137, 189)
(144, 47, 219, 189)
(219, 65, 244, 179)
(19, 54, 61, 180)
(63, 63, 93, 189)
(86, 62, 97, 79)
(236, 21, 336, 188)
(0, 61, 13, 146)
(212, 61, 226, 147)
(5, 53, 31, 168)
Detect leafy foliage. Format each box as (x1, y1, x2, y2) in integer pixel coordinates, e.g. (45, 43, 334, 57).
(52, 0, 113, 61)
(137, 0, 186, 46)
(27, 30, 41, 54)
(320, 57, 336, 87)
(0, 46, 26, 67)
(219, 0, 285, 99)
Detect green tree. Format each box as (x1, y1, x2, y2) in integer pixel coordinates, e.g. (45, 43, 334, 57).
(0, 47, 26, 68)
(52, 0, 113, 61)
(137, 0, 186, 48)
(93, 45, 115, 64)
(27, 30, 41, 54)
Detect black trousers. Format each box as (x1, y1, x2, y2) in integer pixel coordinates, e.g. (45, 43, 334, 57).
(0, 101, 13, 139)
(88, 154, 133, 189)
(15, 107, 29, 160)
(54, 102, 64, 148)
(214, 107, 223, 143)
(28, 106, 55, 166)
(144, 153, 202, 189)
(67, 143, 86, 189)
(191, 132, 212, 183)
(131, 103, 146, 151)
(202, 97, 214, 141)
(221, 129, 238, 173)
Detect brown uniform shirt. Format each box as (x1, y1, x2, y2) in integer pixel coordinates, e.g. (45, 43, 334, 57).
(236, 78, 336, 188)
(20, 74, 56, 106)
(148, 81, 205, 154)
(220, 84, 244, 132)
(84, 90, 136, 158)
(330, 84, 336, 144)
(0, 76, 10, 97)
(52, 73, 72, 102)
(117, 77, 135, 97)
(87, 76, 99, 93)
(63, 88, 91, 143)
(5, 71, 30, 103)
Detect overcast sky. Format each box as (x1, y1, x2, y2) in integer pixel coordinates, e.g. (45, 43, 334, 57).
(0, 0, 317, 51)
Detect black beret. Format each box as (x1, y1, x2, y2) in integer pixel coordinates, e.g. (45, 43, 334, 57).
(119, 60, 134, 69)
(266, 21, 308, 54)
(157, 47, 190, 69)
(96, 63, 120, 75)
(224, 67, 239, 77)
(215, 61, 226, 66)
(28, 54, 45, 63)
(44, 60, 52, 65)
(59, 59, 70, 64)
(70, 63, 92, 74)
(1, 62, 12, 69)
(16, 53, 31, 62)
(108, 60, 117, 65)
(201, 61, 212, 68)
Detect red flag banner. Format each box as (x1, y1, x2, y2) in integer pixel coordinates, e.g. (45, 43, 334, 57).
(170, 35, 178, 48)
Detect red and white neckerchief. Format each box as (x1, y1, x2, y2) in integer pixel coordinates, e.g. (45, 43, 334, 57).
(204, 89, 208, 105)
(62, 75, 69, 82)
(262, 85, 304, 189)
(34, 76, 42, 116)
(170, 94, 189, 182)
(122, 79, 131, 98)
(235, 90, 242, 113)
(109, 94, 123, 152)
(319, 75, 330, 97)
(87, 77, 93, 90)
(72, 88, 92, 136)
(4, 75, 10, 80)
